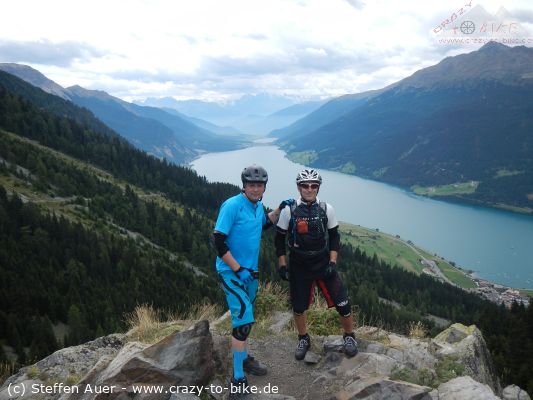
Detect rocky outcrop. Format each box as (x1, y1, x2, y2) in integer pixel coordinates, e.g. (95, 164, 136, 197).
(0, 321, 222, 400)
(60, 320, 216, 400)
(431, 323, 501, 394)
(0, 334, 126, 400)
(246, 323, 528, 399)
(1, 320, 530, 400)
(437, 376, 500, 400)
(339, 377, 434, 399)
(502, 384, 532, 400)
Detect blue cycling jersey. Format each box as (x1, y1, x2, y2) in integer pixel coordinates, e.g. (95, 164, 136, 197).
(214, 193, 266, 272)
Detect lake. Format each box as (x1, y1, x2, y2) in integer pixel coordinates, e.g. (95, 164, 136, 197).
(191, 144, 533, 289)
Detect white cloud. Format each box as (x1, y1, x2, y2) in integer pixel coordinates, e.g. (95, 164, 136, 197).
(0, 0, 531, 101)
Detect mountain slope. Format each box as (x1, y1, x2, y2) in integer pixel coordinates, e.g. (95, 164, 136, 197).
(0, 63, 70, 100)
(163, 108, 243, 136)
(271, 89, 383, 139)
(119, 101, 247, 151)
(0, 70, 117, 137)
(138, 93, 300, 132)
(281, 43, 533, 211)
(66, 85, 194, 163)
(0, 64, 247, 162)
(227, 99, 328, 136)
(138, 93, 296, 123)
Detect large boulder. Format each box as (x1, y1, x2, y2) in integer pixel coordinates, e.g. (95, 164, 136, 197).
(364, 333, 436, 371)
(0, 334, 126, 400)
(438, 376, 500, 400)
(502, 384, 531, 400)
(431, 323, 501, 394)
(337, 376, 434, 399)
(269, 311, 293, 334)
(65, 320, 215, 400)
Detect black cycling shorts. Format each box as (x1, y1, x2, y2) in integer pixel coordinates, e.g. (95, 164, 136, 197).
(289, 267, 349, 314)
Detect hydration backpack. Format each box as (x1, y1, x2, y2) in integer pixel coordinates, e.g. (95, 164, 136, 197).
(288, 201, 329, 257)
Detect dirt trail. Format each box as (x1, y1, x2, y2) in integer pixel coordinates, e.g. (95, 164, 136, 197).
(246, 335, 345, 400)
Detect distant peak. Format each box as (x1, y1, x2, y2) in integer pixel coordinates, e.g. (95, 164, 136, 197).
(0, 62, 48, 78)
(479, 41, 509, 51)
(66, 85, 114, 100)
(495, 6, 512, 19)
(0, 62, 36, 71)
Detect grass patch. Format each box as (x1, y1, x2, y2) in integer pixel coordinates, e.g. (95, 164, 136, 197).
(125, 284, 291, 342)
(254, 282, 292, 338)
(372, 167, 389, 178)
(494, 169, 523, 178)
(435, 355, 465, 384)
(306, 293, 342, 336)
(335, 162, 357, 174)
(412, 181, 479, 196)
(124, 304, 166, 343)
(339, 223, 423, 274)
(286, 151, 318, 165)
(390, 355, 464, 388)
(182, 303, 224, 322)
(436, 262, 476, 289)
(65, 373, 83, 386)
(254, 282, 291, 321)
(390, 366, 435, 387)
(339, 222, 477, 289)
(493, 203, 533, 215)
(1, 361, 19, 383)
(408, 321, 428, 339)
(26, 365, 40, 379)
(125, 302, 226, 344)
(519, 289, 533, 297)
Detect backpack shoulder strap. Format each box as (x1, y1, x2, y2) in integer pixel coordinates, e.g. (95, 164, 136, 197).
(319, 201, 328, 228)
(290, 202, 297, 214)
(289, 202, 298, 244)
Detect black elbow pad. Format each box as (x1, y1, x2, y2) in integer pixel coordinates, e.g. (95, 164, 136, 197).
(275, 230, 287, 257)
(213, 232, 230, 258)
(329, 227, 340, 252)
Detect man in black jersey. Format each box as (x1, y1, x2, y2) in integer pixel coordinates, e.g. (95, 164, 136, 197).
(275, 168, 358, 360)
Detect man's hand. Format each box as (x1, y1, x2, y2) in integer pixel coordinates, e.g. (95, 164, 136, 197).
(324, 261, 337, 278)
(278, 198, 295, 210)
(278, 265, 289, 281)
(237, 267, 254, 284)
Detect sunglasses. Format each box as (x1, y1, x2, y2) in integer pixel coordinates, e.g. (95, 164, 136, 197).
(299, 183, 320, 190)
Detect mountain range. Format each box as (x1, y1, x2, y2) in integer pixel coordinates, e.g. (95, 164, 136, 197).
(0, 63, 249, 164)
(137, 94, 327, 135)
(276, 42, 533, 212)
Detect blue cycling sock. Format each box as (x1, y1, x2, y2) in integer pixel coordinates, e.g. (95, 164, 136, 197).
(232, 350, 247, 379)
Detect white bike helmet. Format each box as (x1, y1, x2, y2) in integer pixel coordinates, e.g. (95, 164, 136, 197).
(296, 168, 322, 184)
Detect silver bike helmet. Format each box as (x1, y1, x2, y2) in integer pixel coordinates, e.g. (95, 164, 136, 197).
(241, 164, 268, 185)
(296, 168, 322, 184)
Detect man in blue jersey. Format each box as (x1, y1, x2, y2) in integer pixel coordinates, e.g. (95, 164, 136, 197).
(213, 164, 294, 394)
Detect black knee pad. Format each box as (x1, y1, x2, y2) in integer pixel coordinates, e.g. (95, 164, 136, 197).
(335, 300, 352, 317)
(232, 322, 253, 341)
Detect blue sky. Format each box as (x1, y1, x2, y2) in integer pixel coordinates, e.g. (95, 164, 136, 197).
(1, 0, 532, 102)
